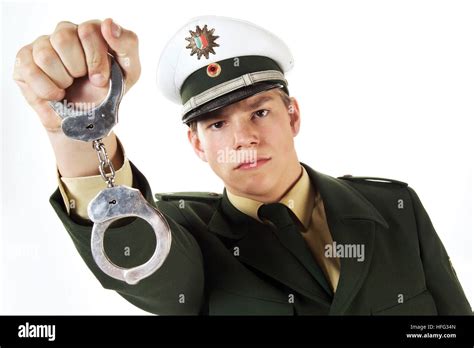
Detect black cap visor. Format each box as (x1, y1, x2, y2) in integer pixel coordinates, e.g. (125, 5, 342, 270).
(183, 81, 286, 124)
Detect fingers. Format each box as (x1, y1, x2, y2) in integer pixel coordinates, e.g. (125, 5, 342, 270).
(12, 18, 142, 134)
(16, 80, 62, 131)
(101, 18, 141, 90)
(13, 44, 65, 101)
(13, 18, 140, 106)
(77, 20, 111, 87)
(50, 21, 87, 78)
(32, 35, 74, 89)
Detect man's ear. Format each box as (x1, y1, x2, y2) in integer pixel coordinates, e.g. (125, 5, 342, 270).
(187, 128, 208, 162)
(288, 97, 301, 136)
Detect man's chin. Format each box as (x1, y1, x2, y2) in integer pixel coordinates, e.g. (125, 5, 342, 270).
(225, 176, 274, 200)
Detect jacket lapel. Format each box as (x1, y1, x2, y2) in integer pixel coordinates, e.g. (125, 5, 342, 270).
(208, 191, 332, 305)
(302, 164, 389, 314)
(328, 218, 376, 314)
(268, 219, 334, 297)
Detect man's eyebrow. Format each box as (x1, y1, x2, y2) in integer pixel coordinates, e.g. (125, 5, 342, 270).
(199, 95, 275, 124)
(245, 95, 274, 110)
(201, 109, 226, 122)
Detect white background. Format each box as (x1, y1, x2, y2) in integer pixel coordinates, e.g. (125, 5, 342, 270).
(1, 0, 473, 314)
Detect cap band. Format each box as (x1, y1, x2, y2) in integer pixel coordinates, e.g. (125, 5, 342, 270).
(182, 70, 286, 116)
(180, 55, 284, 101)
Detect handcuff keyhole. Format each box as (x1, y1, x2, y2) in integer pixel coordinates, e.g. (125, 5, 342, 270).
(109, 200, 117, 205)
(86, 124, 94, 129)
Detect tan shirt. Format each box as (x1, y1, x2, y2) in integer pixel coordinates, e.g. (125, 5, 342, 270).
(57, 154, 340, 292)
(57, 139, 132, 219)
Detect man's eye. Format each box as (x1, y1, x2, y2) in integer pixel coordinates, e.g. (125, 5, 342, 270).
(210, 121, 225, 129)
(253, 109, 269, 118)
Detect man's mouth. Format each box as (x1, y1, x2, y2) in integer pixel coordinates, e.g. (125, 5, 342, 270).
(234, 158, 271, 170)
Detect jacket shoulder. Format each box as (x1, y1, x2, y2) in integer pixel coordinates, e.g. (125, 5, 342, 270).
(337, 175, 408, 188)
(154, 192, 221, 227)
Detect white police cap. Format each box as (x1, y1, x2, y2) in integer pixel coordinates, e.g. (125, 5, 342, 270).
(156, 15, 294, 124)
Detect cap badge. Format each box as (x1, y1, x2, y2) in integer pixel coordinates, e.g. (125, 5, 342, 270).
(185, 25, 219, 60)
(206, 63, 221, 77)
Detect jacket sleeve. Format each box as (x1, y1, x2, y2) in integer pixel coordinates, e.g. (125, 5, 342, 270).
(407, 186, 472, 315)
(49, 160, 205, 315)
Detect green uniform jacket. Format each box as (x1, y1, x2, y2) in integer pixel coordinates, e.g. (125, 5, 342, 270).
(49, 162, 472, 315)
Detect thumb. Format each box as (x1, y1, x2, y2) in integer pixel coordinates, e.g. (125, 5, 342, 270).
(101, 18, 141, 91)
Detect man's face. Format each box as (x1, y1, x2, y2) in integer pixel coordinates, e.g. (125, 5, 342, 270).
(188, 88, 301, 202)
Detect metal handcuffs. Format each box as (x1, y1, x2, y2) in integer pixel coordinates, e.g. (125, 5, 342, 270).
(50, 55, 172, 285)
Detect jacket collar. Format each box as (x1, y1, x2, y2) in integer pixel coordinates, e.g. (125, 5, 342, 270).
(302, 163, 389, 229)
(207, 162, 389, 312)
(225, 166, 315, 229)
(209, 162, 388, 237)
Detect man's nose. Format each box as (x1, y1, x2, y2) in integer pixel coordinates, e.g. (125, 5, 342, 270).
(232, 120, 259, 149)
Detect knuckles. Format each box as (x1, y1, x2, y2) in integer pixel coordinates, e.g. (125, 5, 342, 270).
(33, 46, 56, 68)
(77, 21, 100, 40)
(14, 45, 31, 68)
(50, 29, 75, 48)
(54, 20, 77, 30)
(20, 65, 38, 81)
(14, 19, 141, 97)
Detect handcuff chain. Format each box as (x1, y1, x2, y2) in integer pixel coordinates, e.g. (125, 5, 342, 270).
(92, 139, 116, 188)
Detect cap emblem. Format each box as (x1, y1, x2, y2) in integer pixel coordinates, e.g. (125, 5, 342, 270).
(185, 25, 219, 60)
(206, 63, 221, 77)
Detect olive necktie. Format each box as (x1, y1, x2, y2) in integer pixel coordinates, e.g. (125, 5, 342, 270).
(257, 203, 332, 296)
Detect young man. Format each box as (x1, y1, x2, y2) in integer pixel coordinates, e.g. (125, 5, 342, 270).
(14, 16, 471, 315)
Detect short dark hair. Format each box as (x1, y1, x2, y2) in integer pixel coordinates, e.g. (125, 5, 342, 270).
(188, 88, 291, 133)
